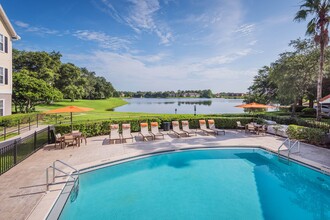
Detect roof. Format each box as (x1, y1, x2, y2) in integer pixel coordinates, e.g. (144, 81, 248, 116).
(0, 5, 20, 40)
(320, 94, 330, 103)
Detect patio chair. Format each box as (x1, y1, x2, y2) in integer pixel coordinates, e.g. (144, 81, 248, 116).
(246, 123, 257, 134)
(140, 123, 154, 141)
(122, 124, 133, 143)
(236, 121, 245, 130)
(207, 119, 225, 135)
(199, 120, 216, 135)
(150, 122, 164, 140)
(110, 124, 122, 144)
(63, 135, 77, 148)
(257, 124, 267, 135)
(54, 133, 64, 148)
(181, 120, 196, 136)
(172, 121, 188, 138)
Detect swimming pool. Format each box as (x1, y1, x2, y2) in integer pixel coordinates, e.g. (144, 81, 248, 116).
(54, 148, 330, 220)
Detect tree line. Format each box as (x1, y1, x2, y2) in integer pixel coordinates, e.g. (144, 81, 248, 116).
(120, 89, 214, 98)
(13, 49, 116, 113)
(246, 0, 330, 120)
(245, 38, 330, 116)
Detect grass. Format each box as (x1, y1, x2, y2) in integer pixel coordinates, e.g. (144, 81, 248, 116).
(36, 98, 167, 123)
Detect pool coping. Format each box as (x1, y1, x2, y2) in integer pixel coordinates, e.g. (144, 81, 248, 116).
(45, 145, 330, 220)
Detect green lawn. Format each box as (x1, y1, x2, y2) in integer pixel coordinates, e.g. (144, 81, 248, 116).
(36, 98, 167, 123)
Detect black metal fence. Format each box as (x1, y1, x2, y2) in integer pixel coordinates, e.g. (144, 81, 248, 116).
(0, 114, 41, 141)
(0, 126, 53, 175)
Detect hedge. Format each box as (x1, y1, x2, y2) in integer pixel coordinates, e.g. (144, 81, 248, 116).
(54, 117, 258, 137)
(287, 125, 326, 145)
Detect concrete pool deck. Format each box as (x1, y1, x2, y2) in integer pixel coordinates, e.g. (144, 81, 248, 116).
(0, 130, 329, 220)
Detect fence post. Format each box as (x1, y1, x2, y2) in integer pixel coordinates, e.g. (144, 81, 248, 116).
(4, 126, 6, 140)
(29, 117, 31, 130)
(48, 126, 51, 144)
(18, 121, 20, 135)
(13, 140, 17, 165)
(34, 131, 37, 149)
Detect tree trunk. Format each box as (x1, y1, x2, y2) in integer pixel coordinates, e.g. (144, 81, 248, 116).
(309, 98, 314, 108)
(317, 41, 325, 121)
(298, 98, 303, 106)
(291, 98, 297, 117)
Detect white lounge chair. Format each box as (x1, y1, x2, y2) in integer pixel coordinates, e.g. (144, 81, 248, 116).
(181, 120, 196, 136)
(172, 121, 188, 137)
(122, 123, 133, 143)
(139, 123, 154, 141)
(110, 124, 121, 144)
(199, 120, 216, 135)
(207, 119, 225, 135)
(150, 122, 164, 139)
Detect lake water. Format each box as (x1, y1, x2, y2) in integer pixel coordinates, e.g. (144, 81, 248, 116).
(114, 98, 246, 114)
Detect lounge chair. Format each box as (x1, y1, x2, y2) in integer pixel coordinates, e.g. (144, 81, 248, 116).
(199, 119, 216, 135)
(110, 124, 122, 144)
(207, 119, 225, 135)
(122, 123, 133, 143)
(150, 122, 164, 139)
(181, 120, 196, 136)
(172, 121, 188, 137)
(140, 123, 154, 141)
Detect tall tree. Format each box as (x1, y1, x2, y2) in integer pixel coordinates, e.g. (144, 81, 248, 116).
(294, 0, 330, 120)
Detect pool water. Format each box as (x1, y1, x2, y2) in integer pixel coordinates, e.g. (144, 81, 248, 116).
(58, 149, 330, 220)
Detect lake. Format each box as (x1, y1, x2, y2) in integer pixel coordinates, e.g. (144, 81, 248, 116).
(114, 98, 247, 114)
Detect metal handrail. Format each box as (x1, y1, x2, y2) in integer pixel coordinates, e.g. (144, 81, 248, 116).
(278, 138, 300, 160)
(288, 140, 300, 158)
(46, 160, 80, 191)
(277, 138, 290, 155)
(53, 160, 79, 182)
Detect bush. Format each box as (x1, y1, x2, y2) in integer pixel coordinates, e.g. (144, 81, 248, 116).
(302, 108, 316, 116)
(287, 124, 325, 145)
(289, 105, 306, 113)
(54, 117, 256, 137)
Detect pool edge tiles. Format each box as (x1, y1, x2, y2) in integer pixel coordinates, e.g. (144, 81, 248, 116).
(46, 147, 330, 220)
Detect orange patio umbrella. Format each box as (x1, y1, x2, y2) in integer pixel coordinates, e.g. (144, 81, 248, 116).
(235, 102, 275, 109)
(44, 106, 94, 131)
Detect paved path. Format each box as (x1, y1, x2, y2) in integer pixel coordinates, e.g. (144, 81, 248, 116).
(0, 130, 329, 220)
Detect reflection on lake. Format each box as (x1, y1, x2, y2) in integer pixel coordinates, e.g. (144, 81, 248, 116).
(114, 98, 246, 114)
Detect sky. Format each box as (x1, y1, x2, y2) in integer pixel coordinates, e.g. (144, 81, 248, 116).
(1, 0, 307, 93)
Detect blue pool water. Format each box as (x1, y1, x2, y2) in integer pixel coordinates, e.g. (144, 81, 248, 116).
(58, 149, 330, 220)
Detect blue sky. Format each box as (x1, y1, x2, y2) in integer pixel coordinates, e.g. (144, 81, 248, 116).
(2, 0, 306, 92)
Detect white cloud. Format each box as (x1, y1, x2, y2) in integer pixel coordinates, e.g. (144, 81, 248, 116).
(73, 30, 131, 50)
(98, 0, 173, 45)
(14, 21, 59, 35)
(66, 50, 256, 92)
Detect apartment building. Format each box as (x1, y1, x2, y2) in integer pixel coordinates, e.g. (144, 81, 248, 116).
(0, 5, 19, 116)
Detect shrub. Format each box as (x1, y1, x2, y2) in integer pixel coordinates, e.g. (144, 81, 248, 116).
(302, 108, 316, 116)
(287, 124, 325, 145)
(289, 105, 306, 112)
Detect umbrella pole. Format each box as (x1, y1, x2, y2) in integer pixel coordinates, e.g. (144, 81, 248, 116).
(71, 112, 73, 132)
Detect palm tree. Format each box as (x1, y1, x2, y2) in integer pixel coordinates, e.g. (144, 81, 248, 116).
(294, 0, 330, 121)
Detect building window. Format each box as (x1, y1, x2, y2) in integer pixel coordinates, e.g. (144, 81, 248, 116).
(0, 67, 3, 84)
(0, 34, 3, 52)
(0, 100, 3, 116)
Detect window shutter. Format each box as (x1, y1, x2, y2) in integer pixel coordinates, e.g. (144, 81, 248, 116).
(5, 68, 8, 85)
(4, 37, 8, 53)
